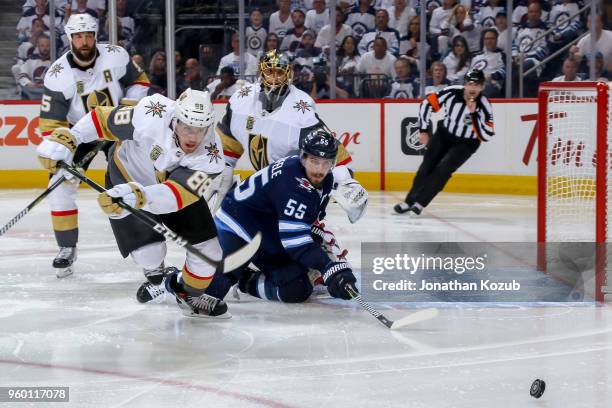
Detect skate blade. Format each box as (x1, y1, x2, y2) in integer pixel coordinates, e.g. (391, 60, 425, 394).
(56, 266, 74, 279)
(181, 309, 232, 319)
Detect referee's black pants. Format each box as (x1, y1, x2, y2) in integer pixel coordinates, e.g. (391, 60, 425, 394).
(405, 126, 480, 207)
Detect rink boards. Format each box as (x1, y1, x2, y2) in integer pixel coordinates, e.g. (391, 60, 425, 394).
(0, 99, 539, 194)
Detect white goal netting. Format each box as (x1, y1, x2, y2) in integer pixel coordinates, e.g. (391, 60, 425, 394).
(540, 82, 612, 299)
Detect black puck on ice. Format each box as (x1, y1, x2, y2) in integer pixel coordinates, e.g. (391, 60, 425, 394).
(530, 379, 546, 398)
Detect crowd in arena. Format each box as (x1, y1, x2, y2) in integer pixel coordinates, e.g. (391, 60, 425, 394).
(11, 0, 612, 100)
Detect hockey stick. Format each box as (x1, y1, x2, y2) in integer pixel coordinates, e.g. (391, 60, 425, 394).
(0, 141, 110, 237)
(58, 162, 261, 273)
(345, 285, 438, 330)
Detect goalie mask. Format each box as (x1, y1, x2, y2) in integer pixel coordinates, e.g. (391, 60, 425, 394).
(258, 50, 293, 112)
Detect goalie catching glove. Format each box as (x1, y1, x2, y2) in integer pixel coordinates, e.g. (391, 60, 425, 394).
(36, 128, 78, 174)
(331, 178, 368, 224)
(322, 261, 358, 300)
(203, 163, 238, 213)
(98, 182, 147, 216)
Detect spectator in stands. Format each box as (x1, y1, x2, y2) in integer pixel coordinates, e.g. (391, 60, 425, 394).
(208, 66, 243, 100)
(337, 35, 361, 95)
(18, 33, 51, 100)
(176, 58, 207, 94)
(13, 17, 47, 81)
(71, 0, 99, 20)
(358, 9, 400, 56)
(148, 50, 167, 95)
(199, 46, 217, 79)
(295, 30, 321, 58)
(548, 0, 581, 49)
(512, 2, 549, 96)
(494, 11, 511, 50)
(512, 0, 549, 28)
(305, 0, 329, 35)
(280, 10, 308, 53)
(132, 53, 145, 71)
(388, 0, 416, 38)
(425, 61, 450, 94)
(246, 9, 267, 57)
(217, 32, 258, 76)
(475, 0, 505, 29)
(116, 0, 135, 44)
(570, 15, 612, 72)
(263, 32, 280, 56)
(68, 0, 105, 20)
(315, 6, 352, 52)
(17, 0, 62, 44)
(345, 0, 376, 40)
(429, 0, 458, 57)
(387, 57, 418, 98)
(441, 5, 481, 54)
(551, 57, 582, 82)
(338, 35, 361, 74)
(269, 0, 294, 40)
(400, 16, 431, 67)
(310, 65, 351, 99)
(471, 28, 505, 97)
(591, 52, 611, 81)
(443, 35, 471, 84)
(23, 0, 68, 18)
(357, 36, 396, 79)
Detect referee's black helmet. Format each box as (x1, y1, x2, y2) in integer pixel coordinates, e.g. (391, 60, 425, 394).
(464, 69, 485, 85)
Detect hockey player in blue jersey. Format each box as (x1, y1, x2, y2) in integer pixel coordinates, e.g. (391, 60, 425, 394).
(200, 128, 359, 303)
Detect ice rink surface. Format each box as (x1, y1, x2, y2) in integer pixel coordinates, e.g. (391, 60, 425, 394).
(1, 189, 612, 408)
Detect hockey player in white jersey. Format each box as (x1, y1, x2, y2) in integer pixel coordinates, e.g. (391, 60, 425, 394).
(40, 14, 150, 278)
(36, 89, 231, 318)
(210, 50, 368, 226)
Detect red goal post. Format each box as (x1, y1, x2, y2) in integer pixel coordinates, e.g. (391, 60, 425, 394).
(537, 81, 611, 301)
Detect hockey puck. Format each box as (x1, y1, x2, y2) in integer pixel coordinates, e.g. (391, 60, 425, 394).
(530, 379, 545, 398)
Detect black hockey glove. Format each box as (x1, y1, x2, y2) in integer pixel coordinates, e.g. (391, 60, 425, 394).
(322, 261, 358, 300)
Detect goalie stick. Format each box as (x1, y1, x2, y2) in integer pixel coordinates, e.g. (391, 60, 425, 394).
(0, 141, 110, 237)
(345, 285, 438, 330)
(59, 162, 261, 273)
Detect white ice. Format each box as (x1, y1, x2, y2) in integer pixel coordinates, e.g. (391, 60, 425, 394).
(1, 189, 611, 408)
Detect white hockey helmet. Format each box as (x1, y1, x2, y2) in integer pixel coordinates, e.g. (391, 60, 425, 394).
(174, 88, 214, 128)
(64, 14, 98, 39)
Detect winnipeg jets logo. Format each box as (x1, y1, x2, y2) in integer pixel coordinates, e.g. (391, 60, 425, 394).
(205, 142, 221, 163)
(48, 63, 64, 78)
(238, 85, 252, 98)
(295, 177, 315, 192)
(145, 101, 166, 118)
(293, 100, 312, 114)
(105, 44, 121, 53)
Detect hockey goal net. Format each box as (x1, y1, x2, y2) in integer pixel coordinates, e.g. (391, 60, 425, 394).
(538, 81, 612, 301)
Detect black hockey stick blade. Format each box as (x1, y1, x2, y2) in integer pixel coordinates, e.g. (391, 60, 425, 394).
(223, 232, 261, 273)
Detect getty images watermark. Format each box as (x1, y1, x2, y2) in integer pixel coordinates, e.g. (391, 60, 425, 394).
(361, 242, 598, 303)
(371, 253, 520, 292)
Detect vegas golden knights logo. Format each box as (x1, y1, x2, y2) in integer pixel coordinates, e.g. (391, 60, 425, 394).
(248, 134, 268, 170)
(81, 88, 114, 113)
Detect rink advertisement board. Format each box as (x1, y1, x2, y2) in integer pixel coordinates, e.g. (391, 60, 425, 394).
(0, 99, 539, 193)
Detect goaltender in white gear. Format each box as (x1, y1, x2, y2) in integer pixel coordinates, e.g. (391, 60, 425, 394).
(212, 49, 368, 224)
(37, 89, 232, 318)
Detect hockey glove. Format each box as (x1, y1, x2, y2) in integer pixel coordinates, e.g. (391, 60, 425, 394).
(322, 261, 358, 300)
(311, 221, 348, 261)
(331, 178, 368, 224)
(98, 182, 147, 216)
(36, 128, 77, 174)
(205, 163, 239, 213)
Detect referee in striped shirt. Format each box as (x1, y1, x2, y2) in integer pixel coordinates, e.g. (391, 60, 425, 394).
(394, 69, 494, 215)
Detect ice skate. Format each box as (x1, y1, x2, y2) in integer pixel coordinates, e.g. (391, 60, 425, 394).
(53, 247, 77, 278)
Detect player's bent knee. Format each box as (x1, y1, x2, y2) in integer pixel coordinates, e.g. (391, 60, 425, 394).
(130, 241, 167, 269)
(278, 275, 313, 303)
